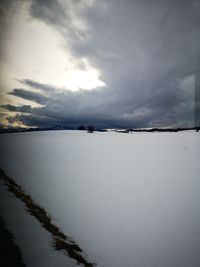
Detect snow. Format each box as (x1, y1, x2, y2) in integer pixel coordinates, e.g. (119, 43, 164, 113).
(0, 130, 200, 267)
(0, 184, 76, 267)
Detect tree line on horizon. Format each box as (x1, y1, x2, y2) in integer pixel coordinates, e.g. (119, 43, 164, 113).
(78, 125, 95, 133)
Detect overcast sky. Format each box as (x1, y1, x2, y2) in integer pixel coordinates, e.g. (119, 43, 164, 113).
(0, 0, 200, 129)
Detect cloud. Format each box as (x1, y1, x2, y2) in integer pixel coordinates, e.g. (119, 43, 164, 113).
(0, 0, 199, 128)
(9, 88, 49, 105)
(1, 104, 32, 113)
(18, 79, 56, 93)
(7, 113, 58, 128)
(29, 0, 66, 27)
(2, 75, 195, 129)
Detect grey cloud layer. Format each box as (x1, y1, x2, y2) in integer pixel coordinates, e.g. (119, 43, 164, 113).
(1, 0, 199, 128)
(1, 77, 193, 128)
(9, 88, 49, 105)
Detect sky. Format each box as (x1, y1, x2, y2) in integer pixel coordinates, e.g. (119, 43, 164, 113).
(0, 0, 200, 129)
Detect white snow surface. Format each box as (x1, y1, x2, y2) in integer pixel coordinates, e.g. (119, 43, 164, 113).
(0, 130, 200, 267)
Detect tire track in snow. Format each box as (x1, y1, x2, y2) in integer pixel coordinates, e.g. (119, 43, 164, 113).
(0, 168, 96, 267)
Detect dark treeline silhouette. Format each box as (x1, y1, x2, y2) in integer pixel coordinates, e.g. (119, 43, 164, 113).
(128, 127, 200, 133)
(77, 125, 97, 133)
(78, 125, 85, 130)
(0, 125, 199, 134)
(87, 126, 95, 133)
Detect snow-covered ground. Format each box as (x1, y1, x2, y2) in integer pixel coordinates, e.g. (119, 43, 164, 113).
(0, 130, 200, 267)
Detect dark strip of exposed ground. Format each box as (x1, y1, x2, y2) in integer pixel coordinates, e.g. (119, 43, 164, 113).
(0, 168, 96, 267)
(0, 215, 26, 267)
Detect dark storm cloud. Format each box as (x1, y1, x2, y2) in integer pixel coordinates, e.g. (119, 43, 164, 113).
(7, 113, 58, 128)
(1, 80, 187, 128)
(9, 89, 49, 105)
(30, 0, 66, 24)
(1, 0, 200, 128)
(18, 79, 56, 92)
(145, 83, 182, 110)
(1, 104, 32, 113)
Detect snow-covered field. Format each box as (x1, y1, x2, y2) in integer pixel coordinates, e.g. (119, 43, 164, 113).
(0, 130, 200, 267)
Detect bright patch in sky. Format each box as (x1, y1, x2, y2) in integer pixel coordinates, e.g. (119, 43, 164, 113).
(2, 2, 105, 95)
(64, 60, 105, 91)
